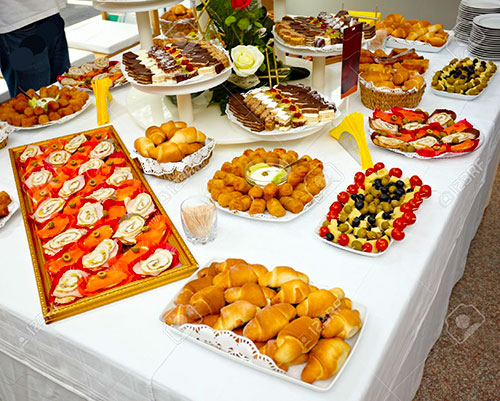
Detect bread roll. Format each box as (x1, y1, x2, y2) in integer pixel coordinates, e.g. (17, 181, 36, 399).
(274, 316, 321, 365)
(170, 127, 206, 144)
(296, 289, 342, 318)
(213, 264, 258, 289)
(271, 279, 311, 305)
(213, 300, 259, 331)
(224, 282, 273, 307)
(301, 338, 350, 384)
(146, 126, 167, 145)
(259, 266, 309, 288)
(152, 142, 185, 163)
(259, 339, 309, 371)
(243, 303, 296, 342)
(201, 314, 219, 328)
(175, 276, 213, 305)
(160, 120, 177, 140)
(134, 137, 156, 158)
(163, 305, 195, 325)
(216, 258, 247, 273)
(187, 285, 225, 319)
(321, 309, 362, 339)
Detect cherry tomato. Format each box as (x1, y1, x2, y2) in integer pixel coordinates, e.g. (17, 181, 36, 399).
(354, 172, 365, 184)
(337, 191, 350, 204)
(413, 192, 424, 205)
(389, 167, 402, 178)
(419, 185, 432, 199)
(319, 226, 330, 237)
(347, 184, 358, 195)
(338, 234, 349, 246)
(391, 228, 405, 241)
(357, 182, 365, 190)
(408, 198, 420, 211)
(329, 201, 343, 214)
(400, 203, 412, 213)
(410, 175, 423, 188)
(403, 211, 416, 225)
(393, 217, 406, 230)
(376, 238, 389, 252)
(327, 210, 338, 221)
(374, 162, 385, 171)
(365, 167, 375, 176)
(362, 242, 373, 253)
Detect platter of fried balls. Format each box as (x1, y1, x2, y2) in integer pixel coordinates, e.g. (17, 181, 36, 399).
(207, 148, 327, 221)
(163, 258, 364, 387)
(0, 86, 90, 129)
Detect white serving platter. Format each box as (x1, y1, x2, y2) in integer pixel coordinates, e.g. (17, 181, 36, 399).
(385, 30, 453, 53)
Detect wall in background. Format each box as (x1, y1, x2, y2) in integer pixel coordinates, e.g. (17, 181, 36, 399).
(285, 0, 460, 29)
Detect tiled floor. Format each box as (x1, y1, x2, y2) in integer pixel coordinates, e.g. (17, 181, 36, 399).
(414, 167, 500, 400)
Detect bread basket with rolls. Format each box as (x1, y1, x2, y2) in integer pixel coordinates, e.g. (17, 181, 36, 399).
(133, 120, 215, 182)
(161, 258, 367, 391)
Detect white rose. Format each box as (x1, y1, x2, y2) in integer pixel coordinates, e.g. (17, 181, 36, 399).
(231, 45, 264, 77)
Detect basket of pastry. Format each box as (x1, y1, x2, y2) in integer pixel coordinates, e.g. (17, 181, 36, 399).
(376, 14, 449, 51)
(227, 84, 337, 133)
(359, 62, 426, 110)
(207, 148, 327, 222)
(133, 120, 215, 182)
(360, 48, 429, 74)
(317, 163, 431, 256)
(57, 57, 127, 90)
(274, 10, 375, 49)
(369, 107, 481, 158)
(162, 258, 366, 390)
(0, 85, 91, 129)
(121, 38, 230, 86)
(9, 126, 198, 323)
(159, 4, 197, 38)
(431, 58, 498, 99)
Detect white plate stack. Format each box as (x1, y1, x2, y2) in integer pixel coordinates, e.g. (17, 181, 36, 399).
(468, 13, 500, 60)
(454, 0, 500, 42)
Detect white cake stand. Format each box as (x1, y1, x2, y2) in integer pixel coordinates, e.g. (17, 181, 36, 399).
(92, 0, 181, 49)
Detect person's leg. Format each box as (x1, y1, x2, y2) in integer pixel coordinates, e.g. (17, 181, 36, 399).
(38, 14, 70, 84)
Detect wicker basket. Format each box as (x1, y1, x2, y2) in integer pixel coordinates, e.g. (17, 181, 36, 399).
(360, 80, 426, 111)
(159, 18, 197, 38)
(133, 138, 215, 183)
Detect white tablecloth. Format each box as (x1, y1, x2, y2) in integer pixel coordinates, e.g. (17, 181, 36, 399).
(1, 39, 499, 401)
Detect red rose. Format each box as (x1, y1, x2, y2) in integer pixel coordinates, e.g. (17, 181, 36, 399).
(231, 0, 252, 10)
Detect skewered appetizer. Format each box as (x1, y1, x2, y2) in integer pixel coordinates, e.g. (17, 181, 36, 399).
(13, 127, 181, 307)
(134, 120, 206, 163)
(0, 191, 12, 218)
(376, 14, 449, 47)
(228, 84, 336, 132)
(360, 63, 425, 92)
(319, 163, 432, 254)
(431, 58, 497, 96)
(163, 258, 363, 384)
(207, 148, 326, 219)
(275, 10, 375, 48)
(360, 48, 429, 74)
(0, 86, 90, 128)
(58, 58, 126, 90)
(369, 107, 481, 157)
(122, 38, 229, 85)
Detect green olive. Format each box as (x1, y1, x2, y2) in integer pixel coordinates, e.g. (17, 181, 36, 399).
(357, 229, 367, 238)
(97, 271, 107, 278)
(338, 223, 349, 233)
(382, 202, 392, 213)
(351, 240, 362, 251)
(391, 199, 400, 207)
(131, 246, 140, 253)
(103, 210, 109, 217)
(53, 177, 60, 182)
(70, 160, 77, 166)
(39, 190, 47, 197)
(89, 179, 97, 187)
(322, 220, 329, 227)
(452, 137, 459, 144)
(51, 144, 58, 149)
(338, 212, 348, 223)
(92, 231, 101, 238)
(106, 160, 114, 166)
(367, 231, 377, 240)
(402, 118, 409, 124)
(344, 204, 353, 214)
(47, 221, 55, 229)
(407, 145, 416, 153)
(62, 253, 72, 262)
(381, 177, 390, 186)
(389, 186, 396, 193)
(381, 221, 390, 230)
(365, 194, 374, 203)
(69, 201, 76, 208)
(368, 205, 377, 214)
(78, 147, 85, 153)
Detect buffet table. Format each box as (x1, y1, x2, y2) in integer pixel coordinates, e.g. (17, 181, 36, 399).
(0, 38, 499, 401)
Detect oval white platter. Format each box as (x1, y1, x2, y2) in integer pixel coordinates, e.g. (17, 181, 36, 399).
(385, 30, 453, 53)
(160, 261, 368, 392)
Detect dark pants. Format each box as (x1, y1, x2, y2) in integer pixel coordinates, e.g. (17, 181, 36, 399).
(0, 13, 70, 98)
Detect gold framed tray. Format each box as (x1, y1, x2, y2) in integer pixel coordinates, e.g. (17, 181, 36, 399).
(9, 125, 197, 323)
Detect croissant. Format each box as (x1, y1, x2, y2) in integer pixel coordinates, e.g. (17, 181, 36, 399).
(146, 125, 167, 145)
(186, 285, 225, 319)
(259, 266, 309, 288)
(271, 279, 311, 305)
(201, 314, 219, 328)
(213, 300, 260, 331)
(150, 142, 185, 163)
(321, 308, 362, 339)
(170, 127, 206, 144)
(197, 263, 219, 278)
(160, 120, 177, 140)
(163, 305, 196, 325)
(301, 338, 350, 384)
(273, 316, 321, 365)
(224, 282, 274, 307)
(247, 263, 269, 279)
(134, 137, 156, 158)
(259, 339, 309, 371)
(213, 264, 258, 289)
(296, 289, 342, 318)
(243, 303, 296, 342)
(175, 276, 213, 305)
(216, 258, 247, 273)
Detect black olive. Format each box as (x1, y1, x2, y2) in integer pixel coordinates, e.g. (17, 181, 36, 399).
(481, 61, 486, 67)
(355, 200, 364, 210)
(396, 180, 405, 188)
(359, 214, 368, 221)
(366, 226, 372, 231)
(395, 188, 405, 197)
(325, 233, 334, 241)
(357, 194, 365, 202)
(367, 215, 376, 225)
(352, 217, 360, 227)
(380, 186, 388, 194)
(388, 182, 397, 187)
(351, 194, 358, 201)
(374, 179, 382, 185)
(391, 195, 400, 202)
(374, 183, 381, 190)
(406, 188, 414, 193)
(380, 194, 390, 203)
(382, 212, 392, 219)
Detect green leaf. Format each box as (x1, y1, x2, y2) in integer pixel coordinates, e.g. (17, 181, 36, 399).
(254, 21, 262, 28)
(237, 17, 250, 31)
(225, 15, 237, 26)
